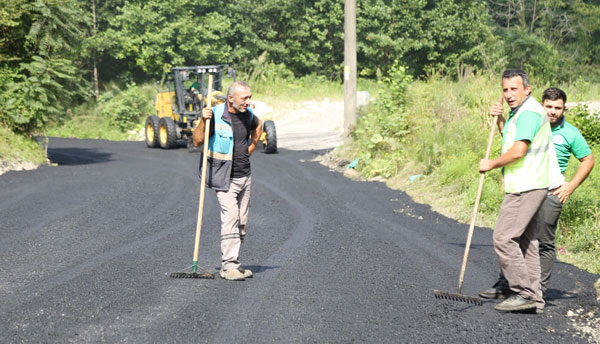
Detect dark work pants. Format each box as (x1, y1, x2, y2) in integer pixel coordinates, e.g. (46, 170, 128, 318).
(494, 191, 563, 296)
(493, 189, 547, 309)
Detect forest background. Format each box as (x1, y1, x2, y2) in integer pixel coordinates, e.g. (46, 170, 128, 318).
(1, 0, 600, 273)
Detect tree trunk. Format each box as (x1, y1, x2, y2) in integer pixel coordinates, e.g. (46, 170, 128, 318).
(530, 0, 537, 34)
(92, 0, 99, 100)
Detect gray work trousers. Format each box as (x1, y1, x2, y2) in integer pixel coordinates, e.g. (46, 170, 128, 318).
(493, 189, 547, 309)
(215, 176, 251, 270)
(495, 191, 563, 295)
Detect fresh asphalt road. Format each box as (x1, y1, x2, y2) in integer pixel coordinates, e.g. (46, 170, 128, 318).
(1, 138, 598, 343)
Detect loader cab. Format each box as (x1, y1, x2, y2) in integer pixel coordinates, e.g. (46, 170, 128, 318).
(168, 66, 233, 121)
(147, 65, 235, 150)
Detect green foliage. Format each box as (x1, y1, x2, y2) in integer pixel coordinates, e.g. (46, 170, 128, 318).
(240, 55, 344, 101)
(234, 0, 344, 79)
(0, 0, 88, 135)
(0, 123, 47, 165)
(487, 0, 600, 82)
(44, 82, 156, 140)
(566, 105, 600, 145)
(25, 0, 88, 59)
(97, 83, 154, 132)
(103, 0, 232, 76)
(0, 0, 29, 62)
(555, 145, 600, 273)
(358, 0, 495, 78)
(237, 52, 295, 95)
(500, 29, 559, 83)
(351, 62, 412, 178)
(1, 56, 84, 134)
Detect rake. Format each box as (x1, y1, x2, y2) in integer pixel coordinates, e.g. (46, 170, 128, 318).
(433, 115, 499, 305)
(170, 75, 215, 279)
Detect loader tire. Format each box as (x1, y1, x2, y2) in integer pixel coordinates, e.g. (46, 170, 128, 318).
(159, 117, 177, 149)
(145, 116, 160, 148)
(263, 120, 277, 154)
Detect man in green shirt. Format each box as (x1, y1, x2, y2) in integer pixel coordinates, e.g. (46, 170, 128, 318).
(479, 69, 558, 313)
(480, 87, 595, 305)
(190, 81, 203, 111)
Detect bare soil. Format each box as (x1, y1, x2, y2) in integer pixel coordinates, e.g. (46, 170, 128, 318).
(253, 98, 344, 151)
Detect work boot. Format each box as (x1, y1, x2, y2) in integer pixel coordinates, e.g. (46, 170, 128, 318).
(238, 267, 253, 278)
(494, 294, 536, 312)
(479, 287, 512, 299)
(219, 267, 245, 281)
(479, 279, 511, 299)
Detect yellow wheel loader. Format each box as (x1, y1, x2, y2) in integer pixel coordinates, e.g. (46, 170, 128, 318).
(145, 65, 233, 151)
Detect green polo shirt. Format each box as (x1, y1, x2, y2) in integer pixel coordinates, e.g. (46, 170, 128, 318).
(552, 117, 592, 173)
(502, 110, 542, 147)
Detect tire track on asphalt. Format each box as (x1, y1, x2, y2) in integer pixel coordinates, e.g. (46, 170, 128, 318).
(278, 153, 490, 291)
(0, 152, 191, 251)
(210, 177, 316, 344)
(0, 150, 212, 314)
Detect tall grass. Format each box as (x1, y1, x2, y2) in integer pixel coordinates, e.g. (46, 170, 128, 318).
(341, 72, 600, 274)
(235, 53, 343, 110)
(556, 144, 600, 273)
(0, 124, 47, 168)
(44, 82, 156, 140)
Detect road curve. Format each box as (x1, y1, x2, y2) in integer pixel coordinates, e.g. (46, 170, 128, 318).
(0, 138, 598, 343)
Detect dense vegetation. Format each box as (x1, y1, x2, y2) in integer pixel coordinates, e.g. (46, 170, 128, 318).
(1, 0, 600, 137)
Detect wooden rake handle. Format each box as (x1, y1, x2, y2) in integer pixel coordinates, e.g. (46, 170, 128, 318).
(457, 115, 498, 293)
(192, 75, 213, 272)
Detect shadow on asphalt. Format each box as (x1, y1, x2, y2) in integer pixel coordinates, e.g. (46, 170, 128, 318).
(212, 265, 280, 274)
(448, 242, 494, 249)
(545, 289, 578, 301)
(48, 147, 113, 165)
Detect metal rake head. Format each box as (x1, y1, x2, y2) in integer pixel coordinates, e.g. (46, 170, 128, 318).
(170, 272, 215, 279)
(433, 289, 483, 306)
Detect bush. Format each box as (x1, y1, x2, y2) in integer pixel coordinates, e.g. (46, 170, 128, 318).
(98, 83, 154, 132)
(556, 148, 600, 273)
(566, 105, 600, 145)
(0, 57, 84, 134)
(351, 61, 412, 178)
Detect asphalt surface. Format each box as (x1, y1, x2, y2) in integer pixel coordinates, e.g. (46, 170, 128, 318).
(1, 137, 598, 343)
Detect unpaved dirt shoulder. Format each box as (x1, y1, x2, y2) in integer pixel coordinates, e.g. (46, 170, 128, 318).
(253, 98, 344, 151)
(0, 158, 39, 176)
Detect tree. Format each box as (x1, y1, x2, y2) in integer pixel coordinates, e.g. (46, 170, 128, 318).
(0, 0, 89, 134)
(357, 0, 494, 78)
(486, 0, 600, 81)
(103, 0, 232, 77)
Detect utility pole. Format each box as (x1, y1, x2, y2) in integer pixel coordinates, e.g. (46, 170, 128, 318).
(344, 0, 357, 136)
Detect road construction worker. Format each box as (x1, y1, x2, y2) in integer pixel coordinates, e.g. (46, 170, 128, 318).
(479, 69, 561, 313)
(190, 81, 202, 111)
(192, 80, 262, 281)
(479, 87, 594, 302)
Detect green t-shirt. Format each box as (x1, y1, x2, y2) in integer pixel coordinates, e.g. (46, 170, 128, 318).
(190, 82, 202, 94)
(502, 109, 542, 146)
(551, 118, 592, 173)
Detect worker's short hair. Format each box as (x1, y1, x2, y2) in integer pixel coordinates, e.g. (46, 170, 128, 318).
(227, 81, 251, 97)
(542, 87, 567, 103)
(502, 69, 530, 88)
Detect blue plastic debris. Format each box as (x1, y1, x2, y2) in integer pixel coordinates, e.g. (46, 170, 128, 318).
(347, 158, 360, 169)
(409, 174, 422, 182)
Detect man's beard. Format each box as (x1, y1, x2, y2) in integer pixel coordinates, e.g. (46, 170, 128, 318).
(232, 102, 246, 112)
